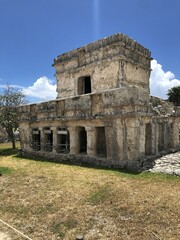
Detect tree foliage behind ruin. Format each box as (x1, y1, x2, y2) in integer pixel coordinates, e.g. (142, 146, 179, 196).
(0, 85, 27, 148)
(167, 86, 180, 106)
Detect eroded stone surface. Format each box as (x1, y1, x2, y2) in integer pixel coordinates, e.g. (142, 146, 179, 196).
(148, 152, 180, 176)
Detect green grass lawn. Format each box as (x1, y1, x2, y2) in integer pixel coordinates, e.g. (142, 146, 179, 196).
(0, 143, 180, 240)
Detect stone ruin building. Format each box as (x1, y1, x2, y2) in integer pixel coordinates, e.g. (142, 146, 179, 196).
(18, 33, 180, 170)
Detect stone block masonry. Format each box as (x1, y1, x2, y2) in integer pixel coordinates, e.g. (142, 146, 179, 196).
(18, 33, 180, 171)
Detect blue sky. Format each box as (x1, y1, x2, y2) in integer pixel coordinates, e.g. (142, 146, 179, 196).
(0, 0, 180, 102)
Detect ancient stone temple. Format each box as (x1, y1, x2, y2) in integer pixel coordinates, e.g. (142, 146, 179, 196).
(18, 33, 180, 170)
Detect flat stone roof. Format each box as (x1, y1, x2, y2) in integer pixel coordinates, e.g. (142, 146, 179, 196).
(53, 33, 151, 65)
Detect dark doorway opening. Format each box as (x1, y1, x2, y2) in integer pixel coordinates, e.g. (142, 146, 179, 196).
(79, 127, 87, 154)
(145, 123, 152, 155)
(57, 128, 70, 153)
(96, 127, 107, 157)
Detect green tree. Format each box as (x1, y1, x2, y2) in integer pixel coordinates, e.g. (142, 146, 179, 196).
(0, 85, 27, 149)
(167, 86, 180, 106)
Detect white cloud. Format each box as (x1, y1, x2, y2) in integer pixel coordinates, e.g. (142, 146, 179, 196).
(23, 76, 57, 101)
(150, 60, 180, 99)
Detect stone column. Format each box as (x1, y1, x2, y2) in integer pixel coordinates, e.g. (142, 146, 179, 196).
(39, 127, 45, 151)
(68, 127, 80, 154)
(169, 120, 179, 149)
(21, 123, 31, 151)
(125, 118, 140, 160)
(158, 122, 166, 152)
(164, 122, 169, 150)
(107, 120, 124, 161)
(51, 127, 57, 153)
(151, 122, 158, 154)
(151, 121, 160, 154)
(139, 121, 146, 157)
(85, 127, 97, 156)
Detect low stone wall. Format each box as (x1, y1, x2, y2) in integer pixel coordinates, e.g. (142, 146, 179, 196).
(20, 148, 148, 172)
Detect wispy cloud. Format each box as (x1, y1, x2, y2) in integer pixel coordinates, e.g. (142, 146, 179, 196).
(0, 84, 23, 89)
(150, 60, 180, 99)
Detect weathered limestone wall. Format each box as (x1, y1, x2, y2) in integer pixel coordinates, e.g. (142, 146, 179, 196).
(125, 62, 150, 89)
(17, 33, 180, 171)
(107, 118, 146, 162)
(18, 87, 149, 123)
(53, 33, 151, 99)
(19, 122, 31, 151)
(18, 93, 180, 171)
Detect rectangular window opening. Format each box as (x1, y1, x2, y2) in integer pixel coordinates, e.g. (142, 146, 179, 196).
(78, 76, 91, 95)
(145, 123, 152, 155)
(44, 127, 53, 152)
(32, 129, 41, 151)
(57, 128, 70, 153)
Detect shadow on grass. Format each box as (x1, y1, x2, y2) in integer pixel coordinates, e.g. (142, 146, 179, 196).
(0, 148, 19, 156)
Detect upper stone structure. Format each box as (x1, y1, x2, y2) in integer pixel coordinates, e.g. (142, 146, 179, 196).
(17, 33, 180, 172)
(53, 33, 152, 99)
